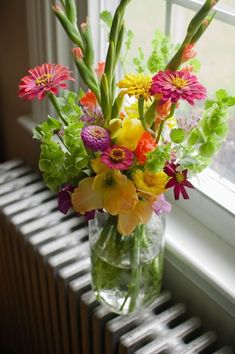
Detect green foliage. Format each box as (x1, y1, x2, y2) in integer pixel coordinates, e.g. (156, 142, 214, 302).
(147, 30, 171, 74)
(188, 58, 201, 73)
(100, 11, 113, 29)
(179, 89, 235, 173)
(146, 144, 171, 173)
(133, 48, 146, 73)
(34, 90, 88, 192)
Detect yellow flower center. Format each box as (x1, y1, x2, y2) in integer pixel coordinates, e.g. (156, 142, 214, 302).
(35, 73, 53, 86)
(110, 148, 125, 162)
(172, 77, 187, 89)
(176, 172, 185, 183)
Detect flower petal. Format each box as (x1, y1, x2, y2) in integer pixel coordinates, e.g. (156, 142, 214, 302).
(71, 177, 103, 214)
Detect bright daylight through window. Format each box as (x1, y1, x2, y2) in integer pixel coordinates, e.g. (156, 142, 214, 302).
(124, 0, 235, 185)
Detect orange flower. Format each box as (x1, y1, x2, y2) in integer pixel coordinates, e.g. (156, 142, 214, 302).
(182, 44, 196, 63)
(95, 62, 105, 80)
(72, 47, 84, 59)
(156, 100, 171, 118)
(80, 91, 97, 109)
(135, 131, 157, 165)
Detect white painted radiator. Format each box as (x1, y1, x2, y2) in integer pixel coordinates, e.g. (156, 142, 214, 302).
(0, 160, 233, 354)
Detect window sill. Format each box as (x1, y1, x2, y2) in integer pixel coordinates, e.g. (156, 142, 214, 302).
(165, 204, 235, 318)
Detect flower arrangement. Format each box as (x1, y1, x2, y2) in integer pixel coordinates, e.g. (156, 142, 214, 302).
(18, 0, 235, 313)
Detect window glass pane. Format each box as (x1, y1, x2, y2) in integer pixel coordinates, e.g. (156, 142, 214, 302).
(124, 0, 165, 71)
(171, 5, 235, 184)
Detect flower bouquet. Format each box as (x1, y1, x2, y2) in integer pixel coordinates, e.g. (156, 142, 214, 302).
(19, 0, 235, 314)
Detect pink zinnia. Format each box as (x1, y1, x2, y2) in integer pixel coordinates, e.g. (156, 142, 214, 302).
(164, 162, 194, 200)
(150, 70, 207, 106)
(101, 145, 134, 170)
(18, 63, 74, 101)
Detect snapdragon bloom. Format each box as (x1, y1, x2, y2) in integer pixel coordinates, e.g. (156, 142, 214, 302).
(18, 63, 74, 100)
(150, 70, 207, 105)
(164, 162, 194, 200)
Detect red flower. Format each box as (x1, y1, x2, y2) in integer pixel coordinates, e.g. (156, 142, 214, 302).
(164, 162, 194, 200)
(18, 63, 74, 101)
(80, 91, 97, 110)
(135, 131, 157, 165)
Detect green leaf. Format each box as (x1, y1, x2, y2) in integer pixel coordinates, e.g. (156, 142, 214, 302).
(215, 89, 228, 102)
(100, 10, 113, 29)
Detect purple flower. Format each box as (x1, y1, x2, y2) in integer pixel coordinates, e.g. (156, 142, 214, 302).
(57, 184, 74, 214)
(80, 107, 105, 126)
(153, 194, 172, 215)
(150, 70, 207, 106)
(81, 125, 111, 152)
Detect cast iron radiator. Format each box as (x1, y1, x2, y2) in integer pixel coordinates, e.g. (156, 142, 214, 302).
(0, 160, 233, 354)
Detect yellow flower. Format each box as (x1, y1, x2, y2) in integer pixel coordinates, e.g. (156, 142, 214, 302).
(71, 177, 103, 214)
(132, 169, 168, 197)
(117, 74, 152, 100)
(115, 117, 145, 151)
(91, 157, 108, 174)
(118, 199, 153, 235)
(72, 170, 138, 216)
(93, 170, 138, 215)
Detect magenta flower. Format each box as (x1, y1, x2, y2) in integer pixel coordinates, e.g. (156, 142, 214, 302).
(18, 63, 74, 101)
(81, 125, 111, 152)
(164, 162, 194, 200)
(152, 194, 172, 215)
(150, 70, 207, 105)
(101, 145, 134, 170)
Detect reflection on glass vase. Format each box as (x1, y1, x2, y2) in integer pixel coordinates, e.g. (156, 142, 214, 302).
(89, 211, 165, 315)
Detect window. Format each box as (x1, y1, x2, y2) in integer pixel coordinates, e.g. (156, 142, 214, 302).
(88, 0, 235, 247)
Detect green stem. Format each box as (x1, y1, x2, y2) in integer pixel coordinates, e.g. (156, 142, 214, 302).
(48, 93, 67, 126)
(128, 224, 143, 313)
(155, 104, 176, 144)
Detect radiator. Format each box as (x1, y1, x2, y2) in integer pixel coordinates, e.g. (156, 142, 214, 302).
(0, 160, 233, 354)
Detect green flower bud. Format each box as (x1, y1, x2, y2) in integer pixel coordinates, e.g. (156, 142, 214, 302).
(199, 142, 216, 157)
(214, 122, 229, 138)
(170, 128, 185, 144)
(188, 128, 200, 145)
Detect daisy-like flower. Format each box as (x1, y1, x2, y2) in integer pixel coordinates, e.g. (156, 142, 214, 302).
(81, 125, 111, 151)
(18, 63, 74, 101)
(132, 169, 168, 197)
(150, 70, 207, 105)
(164, 162, 194, 200)
(101, 145, 134, 170)
(117, 74, 152, 100)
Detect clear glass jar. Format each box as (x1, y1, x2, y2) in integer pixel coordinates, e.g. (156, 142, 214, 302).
(89, 211, 165, 315)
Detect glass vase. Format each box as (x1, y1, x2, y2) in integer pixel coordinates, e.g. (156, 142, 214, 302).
(89, 211, 165, 315)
